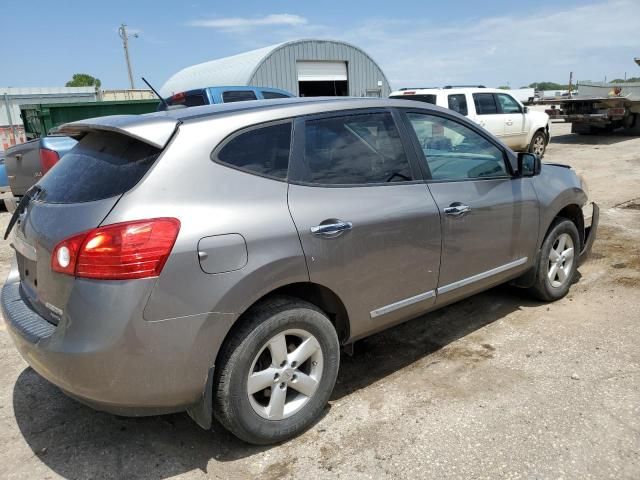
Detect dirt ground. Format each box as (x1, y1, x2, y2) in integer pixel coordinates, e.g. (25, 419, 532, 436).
(0, 122, 639, 479)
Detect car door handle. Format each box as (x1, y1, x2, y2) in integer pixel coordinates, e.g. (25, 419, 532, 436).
(444, 203, 471, 217)
(505, 120, 513, 125)
(311, 221, 353, 237)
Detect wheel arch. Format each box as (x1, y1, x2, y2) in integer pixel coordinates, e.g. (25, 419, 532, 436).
(543, 203, 585, 250)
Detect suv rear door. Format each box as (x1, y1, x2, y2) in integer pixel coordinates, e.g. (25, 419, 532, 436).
(287, 109, 441, 340)
(400, 109, 539, 305)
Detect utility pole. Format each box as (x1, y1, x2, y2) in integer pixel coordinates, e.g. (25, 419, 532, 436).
(118, 24, 138, 89)
(568, 71, 573, 98)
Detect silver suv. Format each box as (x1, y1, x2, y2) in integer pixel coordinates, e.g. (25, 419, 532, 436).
(2, 98, 598, 444)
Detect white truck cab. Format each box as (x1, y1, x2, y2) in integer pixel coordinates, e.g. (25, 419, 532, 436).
(390, 86, 550, 156)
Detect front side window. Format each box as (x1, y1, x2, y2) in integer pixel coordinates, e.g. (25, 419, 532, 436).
(496, 93, 522, 114)
(216, 123, 291, 179)
(301, 112, 413, 185)
(405, 112, 508, 181)
(473, 93, 499, 115)
(222, 90, 258, 103)
(447, 94, 468, 116)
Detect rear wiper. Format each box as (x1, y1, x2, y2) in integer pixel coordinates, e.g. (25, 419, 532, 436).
(4, 185, 42, 240)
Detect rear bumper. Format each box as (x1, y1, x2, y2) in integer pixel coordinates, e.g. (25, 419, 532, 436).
(579, 202, 599, 265)
(1, 265, 234, 417)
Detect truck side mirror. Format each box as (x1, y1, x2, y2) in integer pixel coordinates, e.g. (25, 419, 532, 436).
(517, 152, 541, 177)
(523, 106, 529, 113)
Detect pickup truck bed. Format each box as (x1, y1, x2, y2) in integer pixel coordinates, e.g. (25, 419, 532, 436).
(4, 136, 77, 208)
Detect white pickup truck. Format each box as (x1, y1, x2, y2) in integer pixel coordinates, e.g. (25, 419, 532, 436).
(390, 86, 550, 156)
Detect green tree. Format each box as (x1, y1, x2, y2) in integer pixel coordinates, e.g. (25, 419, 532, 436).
(497, 85, 510, 90)
(528, 82, 568, 90)
(65, 73, 102, 88)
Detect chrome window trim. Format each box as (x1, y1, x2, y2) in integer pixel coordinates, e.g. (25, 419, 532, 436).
(370, 289, 435, 319)
(437, 257, 528, 295)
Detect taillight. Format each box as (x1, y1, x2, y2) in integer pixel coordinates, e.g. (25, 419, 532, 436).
(51, 218, 181, 280)
(39, 148, 60, 174)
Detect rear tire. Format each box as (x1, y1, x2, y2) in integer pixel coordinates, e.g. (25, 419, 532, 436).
(213, 296, 339, 445)
(528, 130, 547, 157)
(529, 218, 580, 301)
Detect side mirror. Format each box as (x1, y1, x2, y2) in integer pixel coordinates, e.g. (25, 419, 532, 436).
(517, 152, 541, 177)
(523, 106, 529, 114)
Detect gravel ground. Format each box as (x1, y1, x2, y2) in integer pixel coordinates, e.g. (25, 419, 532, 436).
(0, 123, 639, 479)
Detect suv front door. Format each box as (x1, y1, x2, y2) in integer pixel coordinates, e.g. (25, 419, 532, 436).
(287, 110, 442, 339)
(400, 109, 539, 305)
(496, 93, 527, 149)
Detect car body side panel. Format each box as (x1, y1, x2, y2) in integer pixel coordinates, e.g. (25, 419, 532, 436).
(100, 118, 309, 321)
(533, 164, 587, 247)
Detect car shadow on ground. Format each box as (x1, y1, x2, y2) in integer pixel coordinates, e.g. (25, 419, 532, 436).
(551, 130, 638, 146)
(12, 285, 542, 479)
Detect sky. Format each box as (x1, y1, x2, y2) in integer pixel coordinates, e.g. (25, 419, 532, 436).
(2, 0, 639, 91)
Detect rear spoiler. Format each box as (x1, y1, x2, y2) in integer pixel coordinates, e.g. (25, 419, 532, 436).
(57, 114, 179, 149)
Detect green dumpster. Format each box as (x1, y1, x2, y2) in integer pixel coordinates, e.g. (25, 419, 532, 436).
(20, 99, 160, 138)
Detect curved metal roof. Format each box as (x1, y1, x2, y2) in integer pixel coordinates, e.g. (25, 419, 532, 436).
(159, 39, 389, 97)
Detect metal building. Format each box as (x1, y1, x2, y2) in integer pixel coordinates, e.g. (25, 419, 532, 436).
(160, 39, 391, 98)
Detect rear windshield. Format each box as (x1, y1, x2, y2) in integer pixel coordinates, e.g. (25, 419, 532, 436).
(37, 131, 161, 204)
(390, 94, 437, 104)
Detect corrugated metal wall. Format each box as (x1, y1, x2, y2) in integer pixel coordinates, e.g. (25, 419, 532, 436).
(249, 40, 390, 97)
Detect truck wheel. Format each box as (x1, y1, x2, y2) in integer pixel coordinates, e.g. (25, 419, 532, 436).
(529, 218, 580, 302)
(528, 130, 547, 157)
(213, 296, 340, 445)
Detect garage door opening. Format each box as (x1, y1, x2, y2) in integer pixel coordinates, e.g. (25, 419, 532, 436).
(297, 61, 348, 97)
(299, 80, 348, 97)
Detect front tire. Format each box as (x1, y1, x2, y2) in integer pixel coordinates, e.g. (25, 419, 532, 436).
(213, 296, 340, 445)
(528, 130, 547, 157)
(529, 218, 579, 301)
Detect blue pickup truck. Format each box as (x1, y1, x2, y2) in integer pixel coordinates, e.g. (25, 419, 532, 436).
(159, 86, 294, 110)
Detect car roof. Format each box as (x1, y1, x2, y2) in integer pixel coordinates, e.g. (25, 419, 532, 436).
(177, 85, 292, 95)
(390, 87, 504, 95)
(58, 97, 455, 149)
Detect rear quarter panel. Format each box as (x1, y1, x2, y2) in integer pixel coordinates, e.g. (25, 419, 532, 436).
(101, 114, 310, 322)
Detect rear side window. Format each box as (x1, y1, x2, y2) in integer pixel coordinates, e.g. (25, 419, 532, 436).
(168, 92, 207, 107)
(216, 123, 291, 179)
(447, 94, 468, 116)
(222, 90, 258, 103)
(473, 93, 499, 115)
(300, 112, 413, 185)
(37, 131, 161, 204)
(390, 94, 437, 104)
(262, 91, 290, 99)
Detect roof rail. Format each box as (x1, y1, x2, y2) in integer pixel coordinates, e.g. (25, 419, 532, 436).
(443, 85, 486, 89)
(397, 87, 438, 91)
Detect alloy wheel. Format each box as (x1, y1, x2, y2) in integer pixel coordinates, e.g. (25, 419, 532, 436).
(547, 233, 575, 288)
(533, 134, 546, 156)
(247, 328, 324, 420)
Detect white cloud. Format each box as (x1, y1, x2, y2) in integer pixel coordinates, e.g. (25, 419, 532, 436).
(183, 1, 640, 88)
(188, 14, 307, 30)
(336, 0, 640, 88)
